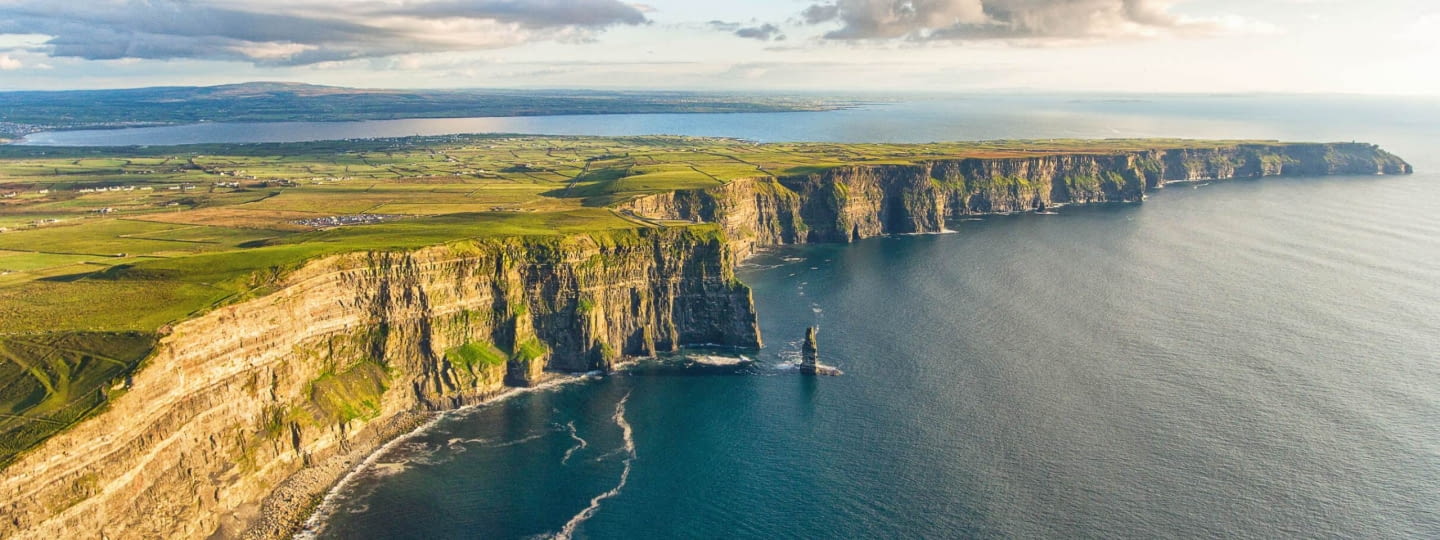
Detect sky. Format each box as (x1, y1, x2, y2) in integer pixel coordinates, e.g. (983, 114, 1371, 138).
(0, 0, 1435, 94)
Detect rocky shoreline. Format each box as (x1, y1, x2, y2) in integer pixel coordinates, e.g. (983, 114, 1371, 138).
(267, 373, 592, 539)
(239, 411, 433, 539)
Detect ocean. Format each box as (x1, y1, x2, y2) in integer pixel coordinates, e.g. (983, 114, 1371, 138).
(46, 94, 1439, 539)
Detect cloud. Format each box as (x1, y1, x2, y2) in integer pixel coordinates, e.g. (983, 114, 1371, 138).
(709, 20, 786, 41)
(800, 0, 1243, 42)
(0, 53, 20, 70)
(379, 0, 647, 27)
(736, 23, 785, 41)
(0, 0, 648, 66)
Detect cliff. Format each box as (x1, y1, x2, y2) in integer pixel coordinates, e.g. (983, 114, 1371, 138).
(0, 141, 1410, 539)
(621, 143, 1412, 257)
(0, 228, 757, 539)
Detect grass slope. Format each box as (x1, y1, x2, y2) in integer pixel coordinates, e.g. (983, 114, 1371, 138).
(0, 134, 1318, 466)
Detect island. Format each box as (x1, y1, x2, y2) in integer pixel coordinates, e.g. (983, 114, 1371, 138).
(0, 136, 1411, 539)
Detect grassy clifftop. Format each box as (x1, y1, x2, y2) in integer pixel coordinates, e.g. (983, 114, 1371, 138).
(0, 135, 1410, 466)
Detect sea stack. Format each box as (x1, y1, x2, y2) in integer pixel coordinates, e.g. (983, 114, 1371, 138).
(801, 327, 819, 375)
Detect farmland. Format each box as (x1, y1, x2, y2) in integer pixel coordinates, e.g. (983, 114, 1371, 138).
(0, 134, 1293, 464)
(0, 134, 1291, 332)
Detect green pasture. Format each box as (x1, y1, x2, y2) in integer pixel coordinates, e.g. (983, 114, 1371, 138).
(0, 134, 1296, 466)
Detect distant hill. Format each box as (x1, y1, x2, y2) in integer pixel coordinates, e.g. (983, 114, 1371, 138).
(197, 81, 397, 96)
(0, 83, 850, 138)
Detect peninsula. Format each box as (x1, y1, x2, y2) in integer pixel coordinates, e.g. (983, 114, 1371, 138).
(0, 136, 1411, 538)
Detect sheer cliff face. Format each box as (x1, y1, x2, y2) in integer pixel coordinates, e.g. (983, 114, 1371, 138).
(0, 229, 757, 540)
(0, 142, 1410, 539)
(623, 143, 1413, 257)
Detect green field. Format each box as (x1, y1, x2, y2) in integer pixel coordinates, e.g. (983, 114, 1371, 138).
(0, 134, 1293, 466)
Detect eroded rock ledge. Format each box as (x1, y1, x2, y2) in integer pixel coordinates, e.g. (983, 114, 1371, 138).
(0, 142, 1410, 539)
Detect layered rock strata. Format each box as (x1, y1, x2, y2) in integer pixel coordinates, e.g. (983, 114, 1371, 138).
(621, 143, 1412, 257)
(0, 229, 757, 539)
(0, 142, 1411, 539)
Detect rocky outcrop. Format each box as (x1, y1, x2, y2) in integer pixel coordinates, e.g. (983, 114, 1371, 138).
(800, 327, 819, 375)
(622, 143, 1412, 257)
(0, 228, 758, 539)
(797, 327, 839, 376)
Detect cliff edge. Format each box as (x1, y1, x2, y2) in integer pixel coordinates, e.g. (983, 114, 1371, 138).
(0, 140, 1410, 539)
(0, 228, 757, 539)
(621, 142, 1411, 257)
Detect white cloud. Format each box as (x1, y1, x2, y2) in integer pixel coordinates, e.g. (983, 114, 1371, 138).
(798, 0, 1261, 42)
(0, 0, 649, 66)
(0, 53, 20, 70)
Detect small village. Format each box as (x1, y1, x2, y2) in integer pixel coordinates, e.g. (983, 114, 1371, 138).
(290, 214, 403, 228)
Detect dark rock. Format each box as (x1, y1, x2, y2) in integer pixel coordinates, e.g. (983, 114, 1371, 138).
(801, 326, 818, 375)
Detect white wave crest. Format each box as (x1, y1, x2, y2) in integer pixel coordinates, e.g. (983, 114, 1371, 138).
(554, 392, 636, 540)
(299, 374, 596, 538)
(294, 411, 447, 539)
(689, 354, 753, 367)
(561, 421, 588, 465)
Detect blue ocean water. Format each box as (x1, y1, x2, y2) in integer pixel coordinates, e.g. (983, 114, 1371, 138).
(238, 95, 1440, 539)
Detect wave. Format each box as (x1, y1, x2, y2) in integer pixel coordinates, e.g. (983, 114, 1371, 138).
(363, 461, 412, 480)
(554, 392, 636, 540)
(688, 354, 753, 367)
(561, 421, 588, 465)
(449, 375, 595, 418)
(394, 441, 451, 466)
(475, 432, 547, 449)
(900, 228, 960, 235)
(299, 374, 596, 538)
(736, 262, 786, 271)
(294, 411, 449, 539)
(447, 436, 489, 446)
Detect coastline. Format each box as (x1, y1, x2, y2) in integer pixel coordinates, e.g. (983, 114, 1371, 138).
(277, 343, 729, 539)
(239, 410, 436, 539)
(263, 141, 1417, 537)
(276, 372, 607, 539)
(0, 140, 1410, 540)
